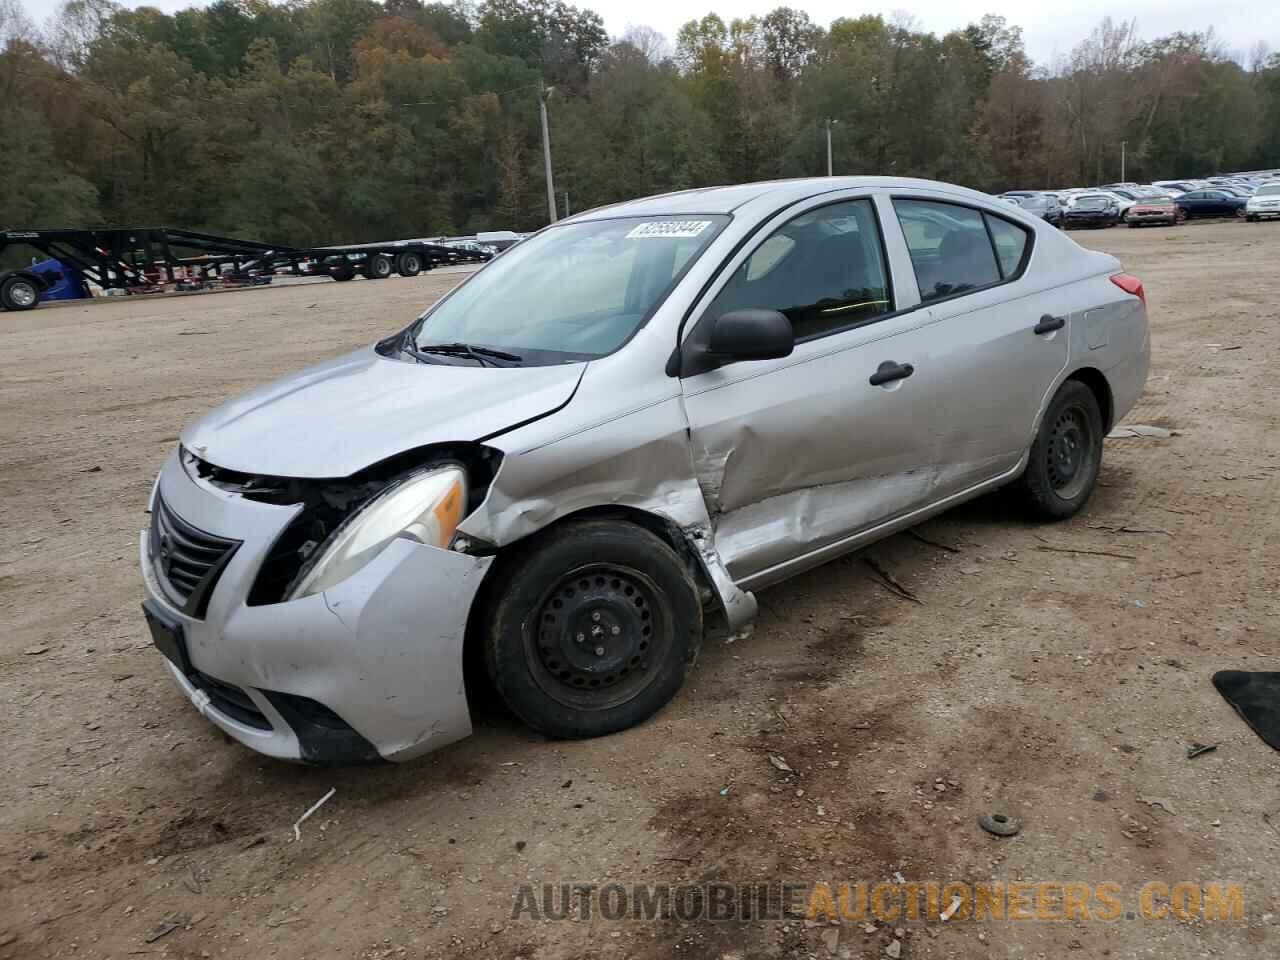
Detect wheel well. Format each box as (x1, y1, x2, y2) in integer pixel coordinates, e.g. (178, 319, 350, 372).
(461, 505, 724, 708)
(1065, 367, 1114, 431)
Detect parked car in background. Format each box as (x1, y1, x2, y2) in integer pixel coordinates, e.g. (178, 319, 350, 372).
(1152, 181, 1197, 196)
(1126, 196, 1183, 227)
(1007, 192, 1063, 227)
(139, 176, 1150, 764)
(1175, 190, 1248, 220)
(1245, 182, 1280, 221)
(1063, 194, 1122, 229)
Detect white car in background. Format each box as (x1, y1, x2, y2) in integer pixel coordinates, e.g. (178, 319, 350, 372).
(1245, 182, 1280, 221)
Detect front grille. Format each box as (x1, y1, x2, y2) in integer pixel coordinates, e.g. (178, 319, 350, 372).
(190, 670, 271, 730)
(149, 494, 241, 619)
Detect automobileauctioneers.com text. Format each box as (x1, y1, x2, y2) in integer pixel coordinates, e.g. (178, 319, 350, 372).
(511, 880, 1244, 924)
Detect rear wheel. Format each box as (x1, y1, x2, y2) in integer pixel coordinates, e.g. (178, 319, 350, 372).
(1175, 209, 1188, 224)
(395, 252, 422, 277)
(0, 275, 39, 311)
(1016, 380, 1104, 521)
(484, 521, 702, 740)
(362, 253, 394, 279)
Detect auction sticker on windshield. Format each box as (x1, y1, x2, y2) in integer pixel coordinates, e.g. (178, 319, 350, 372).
(626, 220, 713, 239)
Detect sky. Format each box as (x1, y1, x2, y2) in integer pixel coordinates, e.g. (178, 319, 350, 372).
(14, 0, 1280, 67)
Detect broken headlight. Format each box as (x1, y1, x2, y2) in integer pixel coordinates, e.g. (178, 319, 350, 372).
(288, 466, 467, 599)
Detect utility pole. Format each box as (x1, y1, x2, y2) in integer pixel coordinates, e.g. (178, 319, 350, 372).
(540, 83, 557, 224)
(825, 118, 838, 176)
(563, 191, 569, 218)
(1120, 140, 1127, 183)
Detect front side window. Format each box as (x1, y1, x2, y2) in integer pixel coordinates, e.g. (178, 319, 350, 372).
(409, 215, 728, 365)
(894, 199, 1003, 302)
(705, 199, 892, 340)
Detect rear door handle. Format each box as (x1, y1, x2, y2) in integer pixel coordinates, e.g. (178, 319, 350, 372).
(1034, 314, 1065, 335)
(869, 360, 914, 386)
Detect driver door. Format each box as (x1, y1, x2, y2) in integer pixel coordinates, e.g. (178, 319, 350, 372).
(679, 195, 946, 587)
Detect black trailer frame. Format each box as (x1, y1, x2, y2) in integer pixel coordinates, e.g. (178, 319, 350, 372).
(0, 226, 493, 307)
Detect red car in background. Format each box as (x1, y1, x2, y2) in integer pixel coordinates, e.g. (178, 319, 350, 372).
(1126, 196, 1184, 227)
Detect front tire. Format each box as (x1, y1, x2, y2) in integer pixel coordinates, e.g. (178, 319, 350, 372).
(1, 275, 40, 311)
(1017, 380, 1104, 521)
(484, 521, 702, 740)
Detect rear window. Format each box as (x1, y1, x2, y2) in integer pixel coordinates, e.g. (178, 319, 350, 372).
(1257, 184, 1280, 196)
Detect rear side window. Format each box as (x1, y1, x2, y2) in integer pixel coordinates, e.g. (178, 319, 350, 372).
(894, 200, 1001, 302)
(707, 198, 893, 340)
(984, 215, 1029, 278)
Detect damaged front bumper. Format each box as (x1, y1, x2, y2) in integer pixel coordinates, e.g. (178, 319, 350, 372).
(140, 452, 491, 764)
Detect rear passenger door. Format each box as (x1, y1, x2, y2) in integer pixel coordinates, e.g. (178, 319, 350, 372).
(889, 194, 1069, 488)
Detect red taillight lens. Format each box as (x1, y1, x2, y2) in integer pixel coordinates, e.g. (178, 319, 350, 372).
(1111, 273, 1145, 305)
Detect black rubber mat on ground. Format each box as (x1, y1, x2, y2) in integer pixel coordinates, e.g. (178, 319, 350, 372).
(1212, 671, 1280, 752)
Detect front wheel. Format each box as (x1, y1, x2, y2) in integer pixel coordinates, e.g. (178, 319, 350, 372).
(1, 275, 40, 311)
(1016, 380, 1104, 521)
(484, 521, 702, 740)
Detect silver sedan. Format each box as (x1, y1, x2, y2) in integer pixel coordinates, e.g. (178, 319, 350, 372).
(141, 177, 1150, 764)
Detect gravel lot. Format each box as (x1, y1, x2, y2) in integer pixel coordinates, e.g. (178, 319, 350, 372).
(1, 221, 1277, 959)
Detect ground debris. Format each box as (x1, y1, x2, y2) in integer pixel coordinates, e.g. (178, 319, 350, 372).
(1107, 424, 1173, 439)
(1035, 544, 1137, 561)
(292, 787, 336, 842)
(863, 557, 922, 604)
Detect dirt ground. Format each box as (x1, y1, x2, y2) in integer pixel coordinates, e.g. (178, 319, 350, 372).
(2, 221, 1278, 960)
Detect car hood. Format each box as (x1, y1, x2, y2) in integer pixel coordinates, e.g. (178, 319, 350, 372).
(181, 346, 586, 478)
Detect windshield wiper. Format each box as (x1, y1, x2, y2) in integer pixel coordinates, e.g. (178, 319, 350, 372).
(407, 339, 523, 366)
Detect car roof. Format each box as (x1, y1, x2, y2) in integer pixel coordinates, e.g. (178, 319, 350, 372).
(569, 177, 1008, 221)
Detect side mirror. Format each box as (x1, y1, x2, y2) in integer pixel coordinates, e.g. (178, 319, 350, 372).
(667, 308, 795, 378)
(707, 309, 794, 361)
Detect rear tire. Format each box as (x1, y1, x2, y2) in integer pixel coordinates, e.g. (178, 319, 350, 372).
(1016, 380, 1104, 521)
(395, 252, 422, 277)
(0, 275, 40, 311)
(363, 253, 394, 279)
(484, 521, 702, 740)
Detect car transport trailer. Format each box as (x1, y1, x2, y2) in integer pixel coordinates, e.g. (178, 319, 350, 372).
(0, 226, 495, 311)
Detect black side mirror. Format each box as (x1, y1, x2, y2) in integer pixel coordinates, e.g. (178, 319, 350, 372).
(667, 308, 795, 378)
(708, 309, 794, 361)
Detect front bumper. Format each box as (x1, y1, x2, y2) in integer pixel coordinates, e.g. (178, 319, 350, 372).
(140, 451, 492, 764)
(1247, 205, 1280, 218)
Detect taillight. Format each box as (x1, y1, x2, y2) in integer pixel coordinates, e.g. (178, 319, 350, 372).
(1111, 273, 1145, 305)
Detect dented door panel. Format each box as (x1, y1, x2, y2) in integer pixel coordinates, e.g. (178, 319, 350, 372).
(681, 312, 948, 582)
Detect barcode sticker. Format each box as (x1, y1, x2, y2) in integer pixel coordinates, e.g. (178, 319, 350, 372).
(626, 220, 713, 240)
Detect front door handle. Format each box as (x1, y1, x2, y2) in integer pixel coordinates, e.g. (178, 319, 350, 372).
(1034, 314, 1065, 335)
(869, 360, 915, 386)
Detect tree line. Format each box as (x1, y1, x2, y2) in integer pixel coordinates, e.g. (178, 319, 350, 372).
(2, 0, 1278, 246)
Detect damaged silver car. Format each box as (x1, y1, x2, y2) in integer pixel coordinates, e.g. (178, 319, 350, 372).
(141, 177, 1150, 764)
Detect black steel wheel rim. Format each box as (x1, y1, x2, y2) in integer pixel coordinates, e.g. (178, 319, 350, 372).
(525, 563, 673, 711)
(1046, 404, 1094, 499)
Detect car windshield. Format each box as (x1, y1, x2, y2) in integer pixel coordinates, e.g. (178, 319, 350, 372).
(408, 215, 729, 365)
(1141, 198, 1173, 207)
(1257, 184, 1280, 196)
(1075, 197, 1108, 209)
(1018, 196, 1048, 209)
